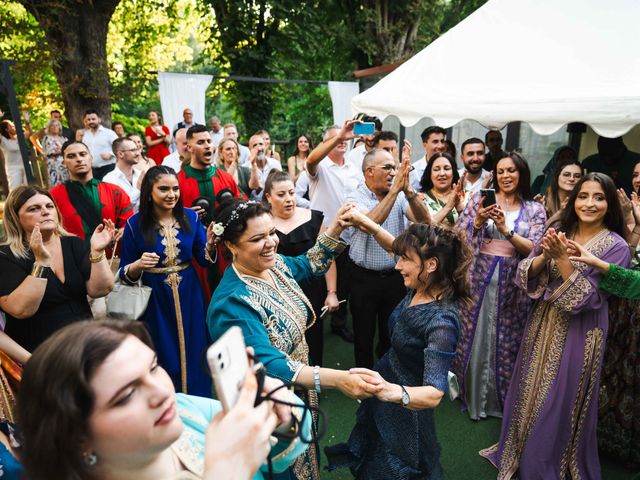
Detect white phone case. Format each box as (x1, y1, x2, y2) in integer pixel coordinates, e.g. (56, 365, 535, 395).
(207, 326, 249, 412)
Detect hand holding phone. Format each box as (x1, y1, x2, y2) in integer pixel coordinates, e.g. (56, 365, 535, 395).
(207, 327, 250, 412)
(480, 188, 497, 207)
(353, 122, 375, 136)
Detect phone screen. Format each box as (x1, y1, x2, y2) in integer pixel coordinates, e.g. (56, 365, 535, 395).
(354, 122, 375, 135)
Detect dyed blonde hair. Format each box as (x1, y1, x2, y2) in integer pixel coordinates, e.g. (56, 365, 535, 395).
(1, 186, 71, 259)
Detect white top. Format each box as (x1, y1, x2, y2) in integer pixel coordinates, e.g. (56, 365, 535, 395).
(162, 151, 183, 173)
(410, 156, 427, 191)
(82, 126, 118, 167)
(346, 144, 367, 172)
(256, 157, 282, 185)
(210, 130, 224, 148)
(103, 165, 141, 212)
(237, 144, 252, 167)
(458, 167, 491, 194)
(308, 157, 363, 226)
(294, 170, 311, 208)
(0, 137, 22, 167)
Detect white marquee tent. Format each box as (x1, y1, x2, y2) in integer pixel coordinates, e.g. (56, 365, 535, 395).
(351, 0, 640, 138)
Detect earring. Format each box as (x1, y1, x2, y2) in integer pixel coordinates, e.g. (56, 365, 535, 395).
(83, 451, 98, 466)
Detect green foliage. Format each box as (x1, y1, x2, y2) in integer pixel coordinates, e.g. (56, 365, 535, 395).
(112, 111, 149, 138)
(0, 2, 62, 127)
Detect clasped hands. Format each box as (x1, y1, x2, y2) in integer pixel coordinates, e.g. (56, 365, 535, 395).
(339, 368, 399, 403)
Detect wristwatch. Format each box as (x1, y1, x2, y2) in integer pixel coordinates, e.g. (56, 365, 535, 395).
(400, 385, 410, 407)
(505, 230, 515, 240)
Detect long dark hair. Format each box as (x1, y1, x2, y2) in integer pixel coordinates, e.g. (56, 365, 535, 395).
(0, 120, 13, 139)
(292, 134, 313, 158)
(391, 224, 472, 305)
(545, 157, 583, 215)
(18, 320, 154, 480)
(419, 152, 460, 193)
(138, 165, 191, 245)
(493, 151, 532, 200)
(558, 172, 625, 237)
(213, 199, 272, 260)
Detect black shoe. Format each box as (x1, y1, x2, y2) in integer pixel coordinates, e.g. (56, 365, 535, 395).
(331, 326, 354, 343)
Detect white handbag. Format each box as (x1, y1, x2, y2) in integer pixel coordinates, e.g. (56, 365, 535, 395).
(105, 239, 152, 320)
(105, 270, 152, 320)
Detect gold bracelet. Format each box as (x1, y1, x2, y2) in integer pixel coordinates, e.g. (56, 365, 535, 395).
(31, 263, 51, 278)
(89, 251, 106, 263)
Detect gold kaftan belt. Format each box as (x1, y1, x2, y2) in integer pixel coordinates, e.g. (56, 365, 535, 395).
(147, 261, 190, 394)
(146, 263, 190, 274)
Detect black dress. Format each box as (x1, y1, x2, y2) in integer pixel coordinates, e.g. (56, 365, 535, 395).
(0, 236, 92, 351)
(276, 209, 326, 365)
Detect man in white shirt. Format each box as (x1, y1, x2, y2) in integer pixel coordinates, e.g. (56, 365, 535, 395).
(223, 123, 250, 165)
(103, 137, 143, 212)
(248, 133, 281, 199)
(81, 109, 118, 180)
(162, 128, 189, 173)
(409, 125, 446, 191)
(306, 120, 364, 343)
(346, 115, 381, 171)
(458, 137, 492, 199)
(208, 116, 224, 147)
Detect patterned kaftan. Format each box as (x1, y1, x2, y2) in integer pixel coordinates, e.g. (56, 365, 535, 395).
(207, 233, 346, 480)
(452, 193, 546, 418)
(481, 229, 631, 479)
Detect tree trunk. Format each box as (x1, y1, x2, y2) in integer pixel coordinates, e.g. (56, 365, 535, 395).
(19, 1, 120, 130)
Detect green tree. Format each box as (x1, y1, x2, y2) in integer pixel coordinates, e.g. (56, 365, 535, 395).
(17, 0, 121, 129)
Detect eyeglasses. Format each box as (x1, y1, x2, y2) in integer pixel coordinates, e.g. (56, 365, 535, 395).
(374, 164, 398, 172)
(120, 148, 140, 153)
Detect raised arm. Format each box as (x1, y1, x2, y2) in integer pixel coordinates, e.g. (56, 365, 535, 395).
(340, 207, 395, 252)
(306, 120, 358, 176)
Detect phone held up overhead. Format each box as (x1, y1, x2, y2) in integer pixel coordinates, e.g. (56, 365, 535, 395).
(480, 188, 497, 207)
(353, 122, 375, 136)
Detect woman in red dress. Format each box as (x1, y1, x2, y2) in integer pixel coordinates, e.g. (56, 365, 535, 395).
(144, 111, 170, 165)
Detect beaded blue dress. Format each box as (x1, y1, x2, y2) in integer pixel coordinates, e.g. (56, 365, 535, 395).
(329, 291, 460, 479)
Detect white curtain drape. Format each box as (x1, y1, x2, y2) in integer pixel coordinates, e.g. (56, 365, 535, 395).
(328, 81, 360, 127)
(158, 72, 213, 133)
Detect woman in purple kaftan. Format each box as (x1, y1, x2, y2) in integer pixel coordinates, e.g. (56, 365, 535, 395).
(481, 173, 631, 479)
(452, 153, 546, 420)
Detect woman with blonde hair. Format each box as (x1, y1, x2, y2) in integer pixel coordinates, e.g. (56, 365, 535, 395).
(217, 137, 259, 198)
(0, 185, 115, 351)
(42, 118, 69, 187)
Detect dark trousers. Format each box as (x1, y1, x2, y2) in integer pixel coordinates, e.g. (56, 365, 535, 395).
(331, 247, 352, 329)
(92, 163, 115, 180)
(349, 264, 406, 368)
(301, 277, 327, 366)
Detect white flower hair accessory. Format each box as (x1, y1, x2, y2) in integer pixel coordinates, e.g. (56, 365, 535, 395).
(212, 223, 225, 237)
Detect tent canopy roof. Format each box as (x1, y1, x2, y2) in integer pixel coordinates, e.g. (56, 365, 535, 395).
(352, 0, 640, 137)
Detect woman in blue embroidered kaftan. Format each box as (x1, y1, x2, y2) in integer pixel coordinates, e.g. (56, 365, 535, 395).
(120, 166, 213, 397)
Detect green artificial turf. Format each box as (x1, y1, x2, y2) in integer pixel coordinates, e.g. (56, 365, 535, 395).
(317, 318, 640, 479)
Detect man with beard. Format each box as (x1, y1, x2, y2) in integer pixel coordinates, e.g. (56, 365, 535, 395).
(50, 140, 133, 246)
(346, 115, 382, 171)
(347, 149, 430, 367)
(409, 126, 446, 191)
(306, 121, 364, 343)
(177, 125, 244, 297)
(458, 137, 492, 198)
(81, 110, 118, 180)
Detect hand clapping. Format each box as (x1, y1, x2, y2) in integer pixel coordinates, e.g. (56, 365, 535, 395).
(541, 228, 569, 261)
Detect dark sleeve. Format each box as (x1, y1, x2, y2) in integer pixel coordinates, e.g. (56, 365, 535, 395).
(422, 308, 459, 393)
(67, 237, 91, 281)
(0, 249, 30, 297)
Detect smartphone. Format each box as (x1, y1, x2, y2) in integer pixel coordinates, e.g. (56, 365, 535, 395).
(353, 122, 375, 135)
(207, 326, 249, 412)
(480, 188, 497, 207)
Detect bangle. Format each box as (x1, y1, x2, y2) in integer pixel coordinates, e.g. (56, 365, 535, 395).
(405, 189, 417, 201)
(373, 224, 382, 237)
(89, 251, 106, 263)
(327, 290, 337, 295)
(314, 365, 321, 393)
(30, 263, 51, 278)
